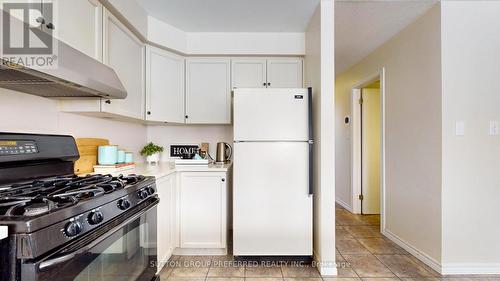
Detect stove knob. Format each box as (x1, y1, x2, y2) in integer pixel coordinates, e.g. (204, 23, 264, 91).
(117, 199, 131, 210)
(65, 221, 83, 237)
(147, 186, 155, 195)
(138, 189, 149, 200)
(87, 211, 104, 225)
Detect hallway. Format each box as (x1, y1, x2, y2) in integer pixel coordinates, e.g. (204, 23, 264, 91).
(336, 203, 442, 279)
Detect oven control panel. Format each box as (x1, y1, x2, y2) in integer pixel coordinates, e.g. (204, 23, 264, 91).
(0, 140, 38, 155)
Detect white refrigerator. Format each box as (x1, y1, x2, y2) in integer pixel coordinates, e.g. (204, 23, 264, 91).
(233, 88, 313, 256)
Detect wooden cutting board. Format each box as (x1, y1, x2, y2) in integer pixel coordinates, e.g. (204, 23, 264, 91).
(74, 138, 109, 175)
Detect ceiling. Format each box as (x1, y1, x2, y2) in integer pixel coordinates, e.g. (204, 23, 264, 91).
(136, 0, 320, 32)
(335, 0, 437, 75)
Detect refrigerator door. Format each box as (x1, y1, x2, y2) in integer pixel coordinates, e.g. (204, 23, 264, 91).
(233, 142, 312, 256)
(234, 88, 309, 141)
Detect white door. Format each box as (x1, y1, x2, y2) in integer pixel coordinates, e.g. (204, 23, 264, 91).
(179, 172, 227, 248)
(233, 88, 309, 141)
(53, 0, 103, 61)
(266, 58, 303, 88)
(156, 174, 175, 268)
(185, 58, 231, 124)
(233, 142, 312, 256)
(101, 10, 145, 120)
(146, 46, 185, 123)
(361, 88, 381, 214)
(231, 58, 267, 89)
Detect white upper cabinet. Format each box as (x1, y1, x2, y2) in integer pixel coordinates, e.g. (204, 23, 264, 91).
(101, 10, 145, 120)
(185, 58, 231, 124)
(231, 59, 267, 89)
(52, 0, 103, 61)
(146, 46, 185, 123)
(266, 58, 303, 88)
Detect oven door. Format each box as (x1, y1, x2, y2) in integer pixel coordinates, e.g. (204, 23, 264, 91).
(21, 198, 158, 281)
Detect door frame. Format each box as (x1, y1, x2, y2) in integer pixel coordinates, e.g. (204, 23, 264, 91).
(350, 68, 386, 228)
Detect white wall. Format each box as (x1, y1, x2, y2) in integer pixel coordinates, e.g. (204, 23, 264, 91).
(441, 0, 500, 273)
(107, 0, 149, 38)
(147, 16, 305, 55)
(148, 16, 188, 53)
(335, 4, 442, 266)
(305, 0, 336, 276)
(186, 32, 305, 55)
(147, 125, 233, 161)
(0, 89, 147, 161)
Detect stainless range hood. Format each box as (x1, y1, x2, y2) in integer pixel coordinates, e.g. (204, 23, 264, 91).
(0, 12, 127, 99)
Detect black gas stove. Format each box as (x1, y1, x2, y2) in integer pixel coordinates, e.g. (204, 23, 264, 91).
(0, 133, 159, 281)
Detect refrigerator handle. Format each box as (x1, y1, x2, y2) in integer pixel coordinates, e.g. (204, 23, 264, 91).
(308, 87, 314, 196)
(308, 87, 313, 141)
(308, 141, 314, 195)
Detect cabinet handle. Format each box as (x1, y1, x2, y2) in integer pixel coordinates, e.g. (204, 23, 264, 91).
(105, 100, 111, 104)
(262, 82, 266, 86)
(267, 82, 271, 86)
(147, 111, 151, 115)
(221, 178, 225, 182)
(185, 115, 189, 119)
(46, 22, 55, 30)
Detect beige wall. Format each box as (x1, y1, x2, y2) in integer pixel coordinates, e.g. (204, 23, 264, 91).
(335, 4, 442, 265)
(361, 88, 381, 215)
(305, 0, 336, 275)
(441, 0, 500, 271)
(0, 89, 147, 160)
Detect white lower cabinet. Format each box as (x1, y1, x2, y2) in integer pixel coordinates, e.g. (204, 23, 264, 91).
(155, 170, 229, 271)
(179, 172, 227, 249)
(156, 174, 176, 271)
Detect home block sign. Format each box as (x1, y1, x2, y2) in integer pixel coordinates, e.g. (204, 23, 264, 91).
(170, 145, 199, 157)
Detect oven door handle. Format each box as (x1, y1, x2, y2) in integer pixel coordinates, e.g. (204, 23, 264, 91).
(38, 200, 158, 272)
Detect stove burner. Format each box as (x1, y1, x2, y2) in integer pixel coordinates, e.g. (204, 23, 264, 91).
(0, 174, 147, 217)
(4, 197, 78, 217)
(23, 200, 55, 216)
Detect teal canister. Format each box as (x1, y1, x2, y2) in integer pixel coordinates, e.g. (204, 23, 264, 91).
(125, 152, 134, 163)
(117, 149, 126, 164)
(98, 145, 118, 165)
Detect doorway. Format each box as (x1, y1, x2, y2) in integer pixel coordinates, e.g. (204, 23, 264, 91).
(350, 69, 385, 225)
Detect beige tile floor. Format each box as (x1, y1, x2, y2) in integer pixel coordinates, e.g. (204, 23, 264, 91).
(159, 204, 499, 281)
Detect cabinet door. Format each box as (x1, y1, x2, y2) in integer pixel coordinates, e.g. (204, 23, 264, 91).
(101, 10, 145, 119)
(266, 58, 303, 88)
(146, 46, 185, 123)
(179, 173, 227, 248)
(52, 0, 103, 61)
(185, 58, 231, 124)
(231, 58, 267, 89)
(156, 175, 175, 267)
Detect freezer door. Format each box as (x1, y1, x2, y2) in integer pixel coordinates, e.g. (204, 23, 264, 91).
(234, 88, 309, 141)
(233, 142, 312, 256)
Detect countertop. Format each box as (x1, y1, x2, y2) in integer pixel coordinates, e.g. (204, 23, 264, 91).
(121, 162, 232, 178)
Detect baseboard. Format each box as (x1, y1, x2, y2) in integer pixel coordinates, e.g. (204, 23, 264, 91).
(335, 198, 353, 212)
(441, 263, 500, 275)
(313, 250, 338, 277)
(382, 229, 442, 274)
(173, 247, 227, 256)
